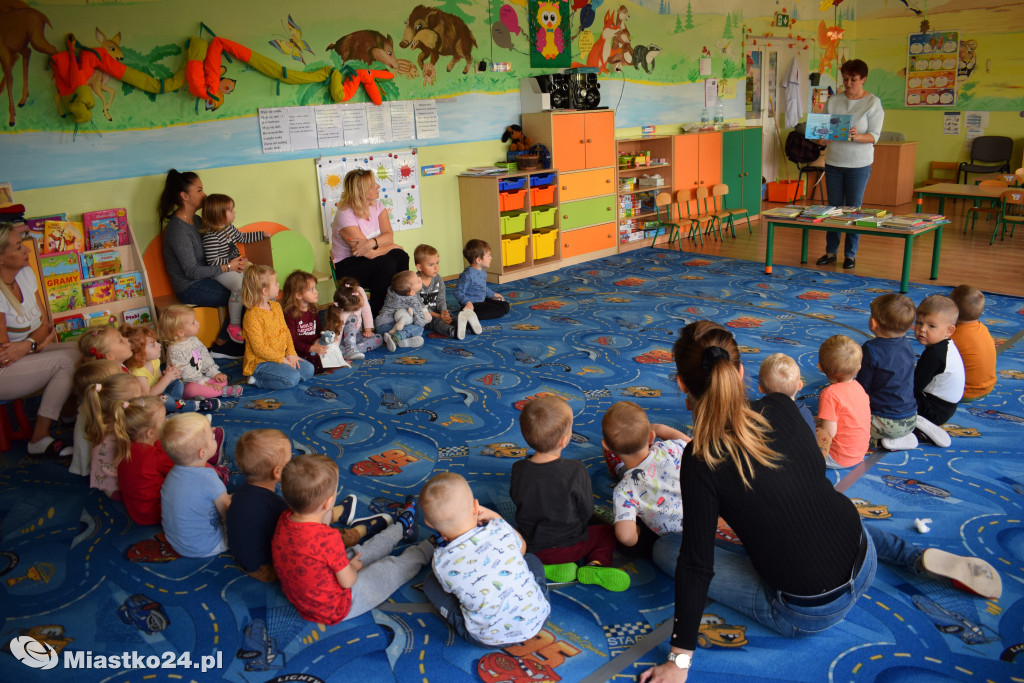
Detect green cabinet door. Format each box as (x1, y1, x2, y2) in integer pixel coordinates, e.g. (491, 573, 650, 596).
(740, 128, 763, 218)
(722, 130, 745, 212)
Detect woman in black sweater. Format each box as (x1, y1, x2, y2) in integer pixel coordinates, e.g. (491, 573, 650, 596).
(641, 321, 1002, 683)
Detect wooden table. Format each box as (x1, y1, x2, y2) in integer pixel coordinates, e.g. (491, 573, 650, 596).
(861, 141, 918, 205)
(763, 216, 946, 293)
(914, 182, 1007, 215)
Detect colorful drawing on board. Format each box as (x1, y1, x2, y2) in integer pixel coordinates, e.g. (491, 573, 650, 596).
(906, 31, 958, 107)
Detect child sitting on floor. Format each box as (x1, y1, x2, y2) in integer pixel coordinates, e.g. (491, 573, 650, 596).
(949, 285, 996, 401)
(325, 277, 383, 361)
(158, 305, 238, 401)
(758, 353, 815, 434)
(69, 359, 123, 477)
(815, 335, 871, 469)
(122, 324, 209, 412)
(510, 395, 629, 591)
(272, 454, 426, 623)
(420, 472, 551, 648)
(601, 401, 690, 573)
(414, 243, 479, 339)
(281, 270, 331, 374)
(856, 293, 919, 451)
(374, 270, 430, 351)
(77, 325, 133, 370)
(116, 395, 172, 525)
(80, 372, 144, 499)
(454, 239, 510, 321)
(160, 413, 231, 558)
(241, 265, 315, 389)
(912, 294, 965, 448)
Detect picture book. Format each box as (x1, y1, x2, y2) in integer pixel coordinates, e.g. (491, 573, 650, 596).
(48, 282, 83, 313)
(83, 208, 129, 249)
(25, 214, 65, 249)
(805, 113, 852, 141)
(38, 251, 81, 292)
(85, 310, 116, 327)
(761, 206, 804, 218)
(43, 220, 85, 254)
(855, 216, 886, 227)
(53, 313, 87, 342)
(114, 270, 144, 300)
(81, 249, 121, 278)
(83, 278, 116, 306)
(122, 306, 154, 327)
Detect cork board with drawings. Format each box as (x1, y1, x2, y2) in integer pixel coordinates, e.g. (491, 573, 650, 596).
(315, 150, 422, 243)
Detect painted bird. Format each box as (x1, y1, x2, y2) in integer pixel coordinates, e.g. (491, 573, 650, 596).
(535, 0, 564, 60)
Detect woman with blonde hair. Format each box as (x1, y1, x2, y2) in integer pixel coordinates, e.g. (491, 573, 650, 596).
(0, 222, 79, 459)
(640, 320, 1002, 683)
(330, 169, 408, 316)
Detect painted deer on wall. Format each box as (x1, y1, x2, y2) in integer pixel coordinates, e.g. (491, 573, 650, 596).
(0, 0, 58, 127)
(88, 28, 123, 121)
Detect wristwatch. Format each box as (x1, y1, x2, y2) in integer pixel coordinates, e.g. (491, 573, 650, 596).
(27, 338, 37, 354)
(373, 237, 379, 248)
(667, 652, 691, 670)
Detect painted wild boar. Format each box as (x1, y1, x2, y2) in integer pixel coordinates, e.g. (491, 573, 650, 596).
(326, 30, 399, 70)
(399, 5, 476, 76)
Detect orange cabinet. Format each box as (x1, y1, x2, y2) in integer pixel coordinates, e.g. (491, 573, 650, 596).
(560, 222, 616, 259)
(673, 132, 722, 215)
(560, 168, 615, 202)
(523, 111, 615, 172)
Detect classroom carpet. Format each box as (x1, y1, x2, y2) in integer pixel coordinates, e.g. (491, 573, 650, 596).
(2, 247, 1023, 683)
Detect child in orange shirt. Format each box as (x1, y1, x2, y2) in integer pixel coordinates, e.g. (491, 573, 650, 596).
(241, 265, 314, 389)
(949, 285, 996, 401)
(816, 335, 871, 469)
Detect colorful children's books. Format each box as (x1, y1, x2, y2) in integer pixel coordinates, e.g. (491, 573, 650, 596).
(114, 271, 144, 300)
(42, 220, 85, 254)
(805, 113, 853, 141)
(39, 251, 81, 287)
(53, 313, 87, 342)
(25, 214, 65, 250)
(82, 208, 129, 250)
(855, 216, 887, 227)
(122, 306, 154, 326)
(81, 249, 122, 278)
(85, 310, 116, 327)
(761, 205, 804, 218)
(83, 278, 116, 306)
(47, 282, 83, 313)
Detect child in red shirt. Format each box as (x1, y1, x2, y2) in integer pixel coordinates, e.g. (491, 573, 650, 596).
(117, 395, 173, 525)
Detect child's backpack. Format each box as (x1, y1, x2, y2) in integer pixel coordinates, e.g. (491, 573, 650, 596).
(785, 129, 821, 165)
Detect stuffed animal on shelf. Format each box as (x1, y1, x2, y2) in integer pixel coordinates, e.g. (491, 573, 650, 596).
(501, 124, 534, 152)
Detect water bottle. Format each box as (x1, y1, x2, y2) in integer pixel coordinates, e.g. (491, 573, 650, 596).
(713, 102, 725, 130)
(700, 108, 710, 129)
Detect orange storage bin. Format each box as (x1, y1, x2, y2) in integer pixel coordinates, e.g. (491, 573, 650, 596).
(530, 185, 556, 206)
(532, 229, 557, 260)
(502, 234, 528, 267)
(766, 180, 804, 203)
(499, 189, 526, 212)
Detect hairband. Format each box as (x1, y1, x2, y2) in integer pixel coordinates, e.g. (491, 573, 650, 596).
(344, 283, 351, 288)
(332, 302, 340, 307)
(87, 348, 104, 360)
(122, 401, 130, 409)
(700, 346, 731, 374)
(93, 383, 102, 392)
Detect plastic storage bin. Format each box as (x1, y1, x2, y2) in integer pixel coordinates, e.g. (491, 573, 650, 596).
(501, 211, 528, 235)
(530, 185, 556, 206)
(531, 207, 556, 230)
(529, 173, 556, 187)
(499, 189, 526, 212)
(502, 234, 529, 267)
(498, 177, 526, 191)
(532, 228, 557, 260)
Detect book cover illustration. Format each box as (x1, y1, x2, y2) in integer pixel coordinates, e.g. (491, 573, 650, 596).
(83, 278, 116, 306)
(53, 314, 87, 342)
(25, 214, 65, 249)
(83, 208, 129, 249)
(114, 271, 145, 300)
(122, 306, 154, 326)
(805, 113, 852, 141)
(48, 282, 84, 313)
(86, 228, 121, 250)
(82, 249, 121, 278)
(85, 310, 116, 327)
(39, 251, 81, 287)
(43, 220, 85, 254)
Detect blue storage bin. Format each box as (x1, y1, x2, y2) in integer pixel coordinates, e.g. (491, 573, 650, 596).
(529, 173, 555, 187)
(498, 177, 526, 192)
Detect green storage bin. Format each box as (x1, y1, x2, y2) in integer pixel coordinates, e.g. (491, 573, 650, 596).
(501, 211, 528, 235)
(531, 207, 556, 230)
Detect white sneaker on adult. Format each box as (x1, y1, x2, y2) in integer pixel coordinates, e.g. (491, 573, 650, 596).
(915, 416, 952, 448)
(881, 432, 919, 451)
(466, 309, 482, 334)
(921, 548, 1002, 599)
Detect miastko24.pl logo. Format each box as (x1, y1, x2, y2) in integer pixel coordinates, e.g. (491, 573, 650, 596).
(9, 635, 58, 669)
(8, 636, 224, 673)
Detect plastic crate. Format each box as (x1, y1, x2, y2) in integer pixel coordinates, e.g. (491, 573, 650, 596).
(501, 211, 528, 235)
(530, 185, 556, 206)
(498, 177, 526, 191)
(531, 207, 556, 230)
(529, 173, 556, 187)
(766, 180, 804, 203)
(502, 234, 528, 267)
(532, 229, 557, 260)
(498, 189, 526, 212)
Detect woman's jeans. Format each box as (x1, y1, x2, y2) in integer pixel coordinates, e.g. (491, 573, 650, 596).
(250, 359, 315, 390)
(652, 521, 924, 637)
(824, 164, 873, 258)
(178, 279, 232, 341)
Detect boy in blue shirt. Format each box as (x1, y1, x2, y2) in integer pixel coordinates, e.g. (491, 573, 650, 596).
(454, 239, 511, 321)
(856, 293, 919, 451)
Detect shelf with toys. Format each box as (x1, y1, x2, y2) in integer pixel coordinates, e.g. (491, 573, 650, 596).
(615, 136, 674, 249)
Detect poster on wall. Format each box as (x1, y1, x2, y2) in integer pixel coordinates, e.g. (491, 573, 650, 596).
(528, 0, 572, 68)
(905, 31, 959, 107)
(315, 150, 421, 243)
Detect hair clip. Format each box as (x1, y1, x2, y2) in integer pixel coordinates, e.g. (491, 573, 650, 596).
(122, 401, 130, 409)
(93, 383, 102, 392)
(344, 283, 351, 288)
(332, 302, 340, 307)
(87, 347, 104, 360)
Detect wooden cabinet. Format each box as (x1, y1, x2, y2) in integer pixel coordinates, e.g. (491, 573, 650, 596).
(673, 132, 723, 217)
(615, 135, 675, 250)
(535, 111, 616, 171)
(721, 127, 763, 222)
(861, 141, 918, 206)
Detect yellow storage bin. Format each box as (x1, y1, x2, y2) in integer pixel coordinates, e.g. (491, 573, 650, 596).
(501, 211, 528, 235)
(532, 228, 557, 260)
(531, 207, 556, 230)
(502, 234, 528, 267)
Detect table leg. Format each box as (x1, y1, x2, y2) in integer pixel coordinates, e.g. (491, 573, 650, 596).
(937, 195, 945, 216)
(765, 222, 775, 275)
(901, 235, 914, 293)
(800, 229, 809, 264)
(930, 225, 942, 280)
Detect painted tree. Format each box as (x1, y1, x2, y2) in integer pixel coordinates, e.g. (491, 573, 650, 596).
(684, 1, 694, 29)
(724, 13, 733, 39)
(675, 15, 684, 33)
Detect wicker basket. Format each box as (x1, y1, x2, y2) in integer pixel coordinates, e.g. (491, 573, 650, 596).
(517, 153, 541, 170)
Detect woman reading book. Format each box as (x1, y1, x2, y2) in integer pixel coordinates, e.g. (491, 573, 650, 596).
(158, 169, 246, 358)
(0, 222, 79, 460)
(814, 59, 884, 271)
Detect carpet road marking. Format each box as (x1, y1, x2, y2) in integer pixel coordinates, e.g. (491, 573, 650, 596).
(955, 666, 972, 675)
(876, 601, 891, 611)
(870, 654, 883, 660)
(925, 656, 941, 664)
(894, 652, 910, 657)
(852, 663, 863, 673)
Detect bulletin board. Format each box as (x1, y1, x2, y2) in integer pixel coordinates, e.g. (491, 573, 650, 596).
(905, 31, 959, 107)
(315, 150, 421, 244)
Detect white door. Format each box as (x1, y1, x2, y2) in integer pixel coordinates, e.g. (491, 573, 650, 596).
(746, 40, 810, 185)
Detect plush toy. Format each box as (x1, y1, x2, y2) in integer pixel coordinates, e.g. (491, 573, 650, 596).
(501, 124, 534, 152)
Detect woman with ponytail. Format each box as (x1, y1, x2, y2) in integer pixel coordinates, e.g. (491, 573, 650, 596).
(641, 321, 1003, 683)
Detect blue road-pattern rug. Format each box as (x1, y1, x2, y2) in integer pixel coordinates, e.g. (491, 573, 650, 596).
(2, 248, 1023, 682)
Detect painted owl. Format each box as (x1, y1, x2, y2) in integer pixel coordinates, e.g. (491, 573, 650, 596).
(535, 1, 564, 60)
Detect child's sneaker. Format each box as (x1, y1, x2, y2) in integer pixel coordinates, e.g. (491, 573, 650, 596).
(343, 345, 365, 361)
(543, 563, 578, 583)
(197, 398, 221, 411)
(466, 309, 482, 334)
(456, 310, 470, 340)
(174, 399, 199, 412)
(221, 385, 243, 397)
(881, 432, 919, 451)
(393, 309, 412, 332)
(396, 335, 424, 348)
(227, 324, 244, 343)
(247, 375, 257, 385)
(397, 495, 418, 541)
(576, 563, 631, 592)
(333, 494, 358, 526)
(603, 447, 625, 480)
(350, 514, 392, 543)
(383, 332, 397, 352)
(914, 416, 952, 448)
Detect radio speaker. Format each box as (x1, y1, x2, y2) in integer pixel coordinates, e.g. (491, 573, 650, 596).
(569, 72, 601, 110)
(543, 73, 571, 109)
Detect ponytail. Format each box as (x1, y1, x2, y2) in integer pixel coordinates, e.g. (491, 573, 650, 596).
(158, 169, 200, 228)
(673, 321, 781, 489)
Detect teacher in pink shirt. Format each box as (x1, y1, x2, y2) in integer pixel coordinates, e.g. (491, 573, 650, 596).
(330, 169, 409, 316)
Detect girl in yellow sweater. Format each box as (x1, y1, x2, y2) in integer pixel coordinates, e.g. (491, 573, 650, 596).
(241, 265, 315, 390)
